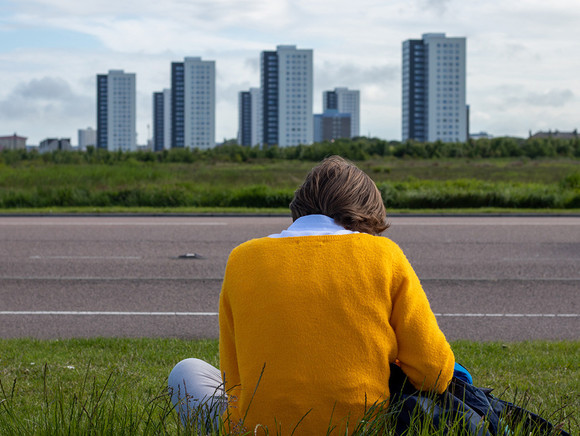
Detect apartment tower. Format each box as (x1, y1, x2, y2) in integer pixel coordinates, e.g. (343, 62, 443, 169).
(402, 33, 467, 143)
(238, 88, 262, 146)
(96, 70, 136, 151)
(171, 57, 215, 149)
(152, 89, 171, 151)
(260, 45, 313, 147)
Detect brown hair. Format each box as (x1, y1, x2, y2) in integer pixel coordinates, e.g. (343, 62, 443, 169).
(290, 156, 389, 235)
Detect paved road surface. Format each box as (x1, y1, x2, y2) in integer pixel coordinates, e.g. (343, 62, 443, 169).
(1, 215, 578, 341)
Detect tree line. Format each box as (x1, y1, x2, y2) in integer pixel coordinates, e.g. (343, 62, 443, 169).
(1, 136, 579, 165)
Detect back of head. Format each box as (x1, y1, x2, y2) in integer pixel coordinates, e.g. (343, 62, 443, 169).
(290, 156, 389, 235)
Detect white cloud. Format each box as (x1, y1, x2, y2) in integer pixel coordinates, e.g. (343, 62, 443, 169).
(0, 76, 93, 141)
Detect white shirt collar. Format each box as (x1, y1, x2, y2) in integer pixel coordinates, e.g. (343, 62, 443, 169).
(268, 214, 357, 238)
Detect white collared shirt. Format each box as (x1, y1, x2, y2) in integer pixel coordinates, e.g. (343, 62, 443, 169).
(268, 214, 357, 238)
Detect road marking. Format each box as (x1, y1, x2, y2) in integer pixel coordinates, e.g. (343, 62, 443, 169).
(0, 311, 577, 318)
(434, 313, 579, 318)
(2, 277, 579, 282)
(423, 278, 580, 282)
(391, 223, 580, 226)
(389, 218, 580, 226)
(0, 311, 218, 316)
(1, 277, 224, 281)
(0, 222, 227, 226)
(29, 256, 142, 260)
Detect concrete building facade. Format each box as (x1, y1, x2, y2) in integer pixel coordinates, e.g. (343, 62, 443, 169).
(96, 70, 137, 151)
(153, 89, 172, 151)
(238, 87, 262, 146)
(0, 134, 27, 150)
(260, 45, 313, 147)
(323, 87, 360, 138)
(171, 57, 215, 149)
(78, 127, 96, 150)
(39, 138, 72, 154)
(402, 33, 467, 143)
(313, 110, 352, 142)
(238, 91, 252, 146)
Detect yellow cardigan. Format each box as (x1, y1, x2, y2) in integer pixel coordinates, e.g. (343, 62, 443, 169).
(219, 233, 454, 435)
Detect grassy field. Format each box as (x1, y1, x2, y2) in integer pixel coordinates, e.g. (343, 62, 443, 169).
(3, 157, 579, 185)
(1, 158, 579, 211)
(0, 339, 577, 435)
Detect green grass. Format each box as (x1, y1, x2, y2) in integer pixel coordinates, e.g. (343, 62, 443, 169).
(2, 157, 579, 185)
(0, 339, 577, 435)
(1, 207, 579, 215)
(1, 158, 579, 211)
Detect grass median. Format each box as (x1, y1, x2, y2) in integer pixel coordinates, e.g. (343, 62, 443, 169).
(0, 338, 577, 434)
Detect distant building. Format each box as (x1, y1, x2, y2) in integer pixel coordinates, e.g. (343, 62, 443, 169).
(260, 45, 313, 147)
(238, 91, 252, 146)
(237, 88, 262, 146)
(470, 131, 493, 140)
(136, 141, 153, 151)
(96, 70, 136, 152)
(153, 89, 171, 151)
(0, 134, 27, 150)
(313, 110, 352, 143)
(529, 130, 578, 140)
(171, 57, 215, 149)
(402, 33, 468, 143)
(78, 127, 97, 150)
(323, 87, 360, 138)
(39, 138, 72, 154)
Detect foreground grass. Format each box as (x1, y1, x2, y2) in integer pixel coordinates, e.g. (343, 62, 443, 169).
(0, 339, 577, 434)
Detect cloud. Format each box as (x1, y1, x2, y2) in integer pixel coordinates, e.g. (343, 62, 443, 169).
(419, 0, 452, 14)
(492, 86, 576, 108)
(8, 0, 293, 54)
(524, 89, 575, 107)
(469, 84, 578, 137)
(316, 62, 399, 89)
(0, 76, 93, 140)
(244, 57, 259, 75)
(13, 76, 74, 100)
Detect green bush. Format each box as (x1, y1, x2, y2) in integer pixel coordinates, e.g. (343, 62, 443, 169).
(376, 180, 568, 209)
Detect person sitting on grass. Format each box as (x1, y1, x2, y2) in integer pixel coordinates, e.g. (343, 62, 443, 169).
(168, 155, 455, 434)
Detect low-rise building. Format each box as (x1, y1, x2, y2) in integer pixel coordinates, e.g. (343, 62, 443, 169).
(529, 130, 578, 140)
(470, 131, 493, 140)
(313, 109, 352, 143)
(39, 138, 72, 154)
(78, 127, 97, 151)
(0, 134, 27, 150)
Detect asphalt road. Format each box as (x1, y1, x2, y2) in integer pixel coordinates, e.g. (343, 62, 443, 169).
(0, 215, 578, 341)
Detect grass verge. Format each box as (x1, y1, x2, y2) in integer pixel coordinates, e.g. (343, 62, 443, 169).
(0, 339, 577, 434)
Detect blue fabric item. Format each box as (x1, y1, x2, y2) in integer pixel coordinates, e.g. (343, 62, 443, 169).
(389, 363, 497, 436)
(454, 362, 473, 384)
(388, 363, 571, 436)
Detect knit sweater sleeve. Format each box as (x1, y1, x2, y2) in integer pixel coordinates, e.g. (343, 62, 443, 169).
(389, 246, 455, 393)
(219, 255, 241, 405)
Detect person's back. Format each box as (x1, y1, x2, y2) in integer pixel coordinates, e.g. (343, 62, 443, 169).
(220, 231, 454, 434)
(218, 156, 455, 434)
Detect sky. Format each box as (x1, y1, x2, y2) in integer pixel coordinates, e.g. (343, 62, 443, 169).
(0, 0, 579, 146)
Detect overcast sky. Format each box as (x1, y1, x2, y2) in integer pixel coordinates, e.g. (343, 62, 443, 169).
(1, 0, 579, 145)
